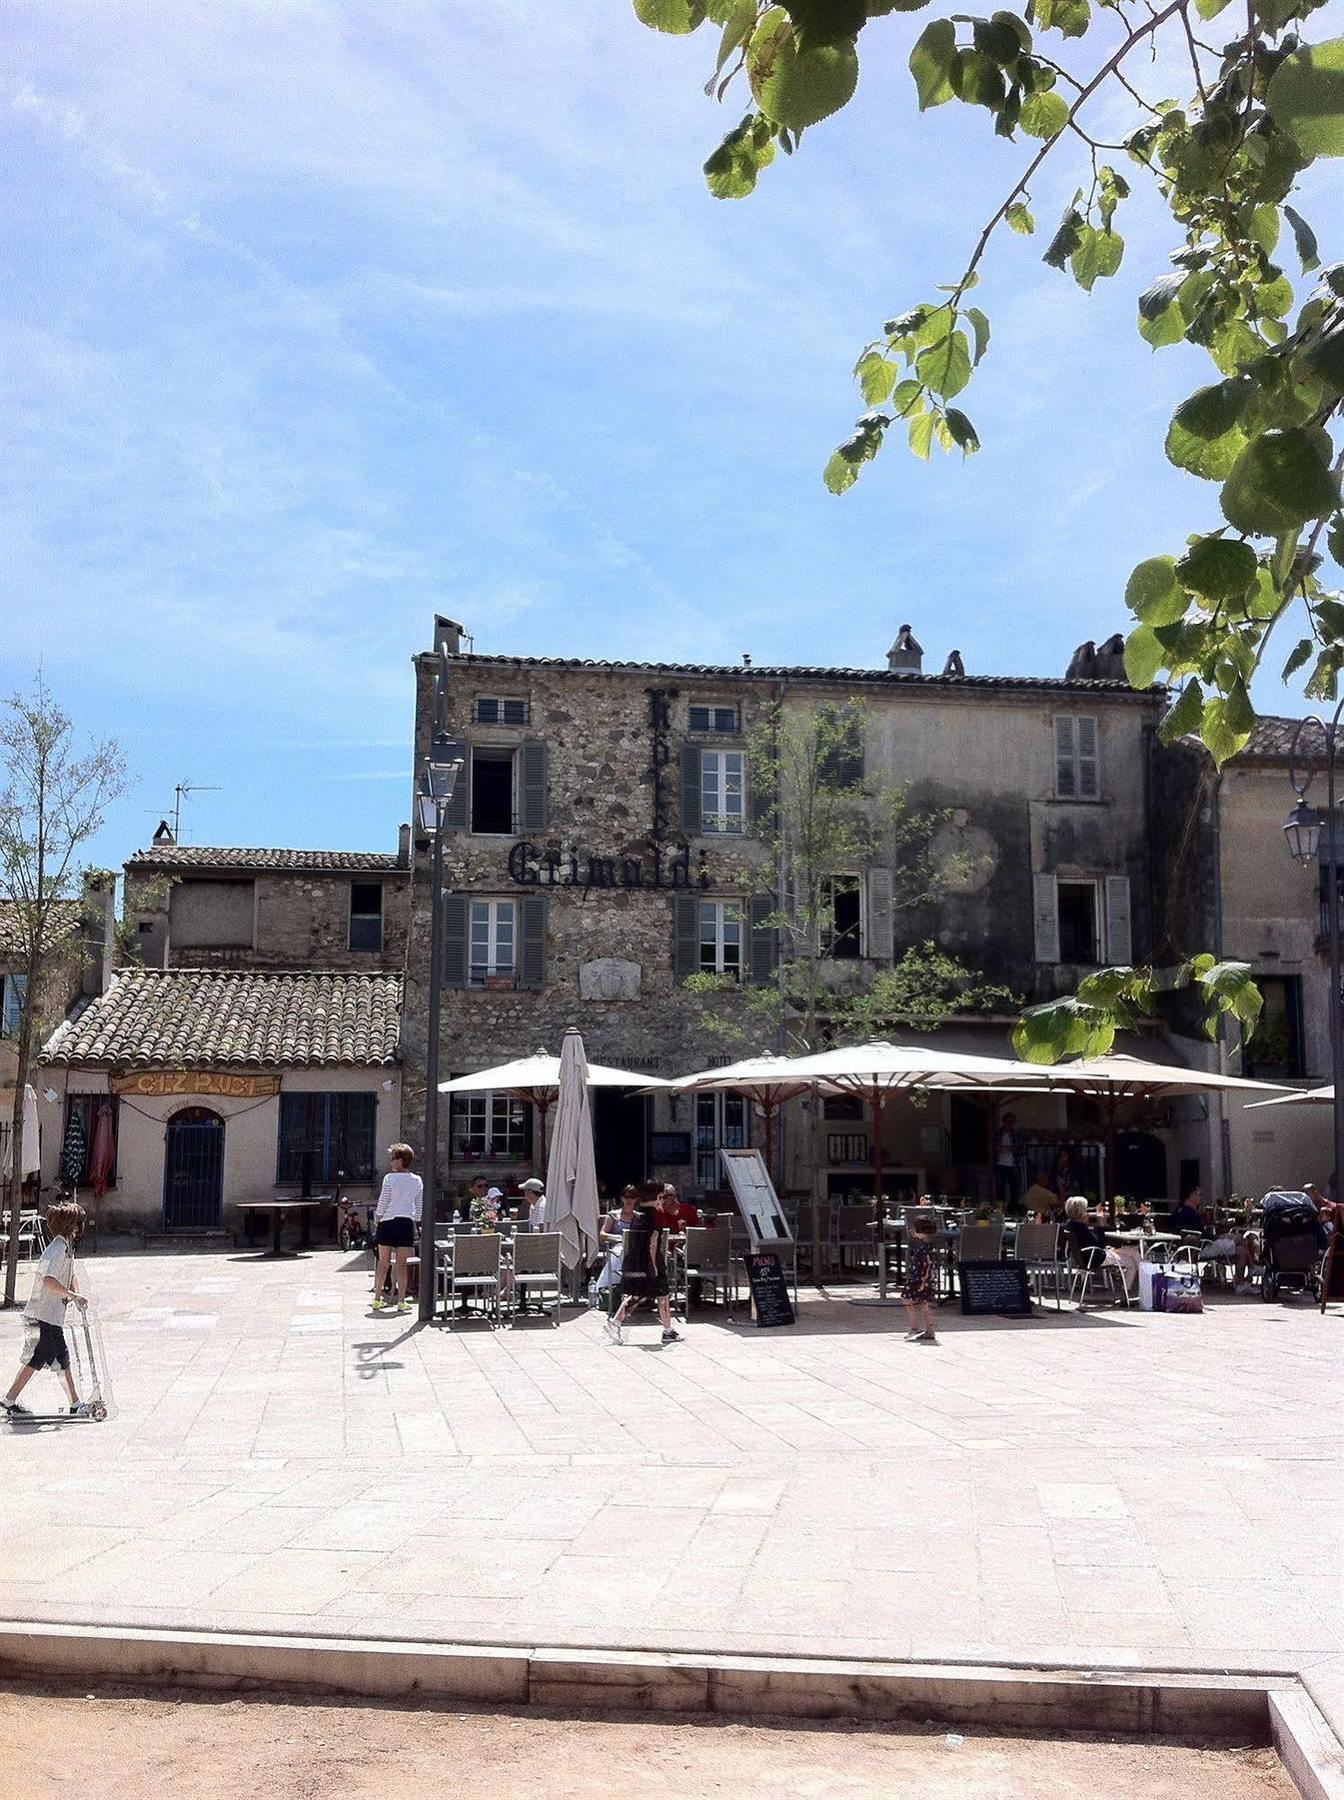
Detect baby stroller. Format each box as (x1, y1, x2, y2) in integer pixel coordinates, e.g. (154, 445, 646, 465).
(1259, 1191, 1326, 1303)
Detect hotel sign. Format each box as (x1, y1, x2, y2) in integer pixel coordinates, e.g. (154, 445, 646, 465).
(507, 840, 709, 892)
(111, 1071, 282, 1099)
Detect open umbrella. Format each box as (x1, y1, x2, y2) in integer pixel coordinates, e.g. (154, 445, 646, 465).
(1244, 1085, 1333, 1108)
(439, 1050, 668, 1178)
(546, 1027, 601, 1273)
(658, 1053, 817, 1178)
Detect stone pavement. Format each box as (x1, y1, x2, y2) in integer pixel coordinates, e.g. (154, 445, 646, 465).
(3, 1247, 1343, 1724)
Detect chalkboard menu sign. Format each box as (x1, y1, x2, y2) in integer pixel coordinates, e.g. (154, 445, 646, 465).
(746, 1252, 795, 1328)
(649, 1132, 691, 1166)
(958, 1260, 1033, 1318)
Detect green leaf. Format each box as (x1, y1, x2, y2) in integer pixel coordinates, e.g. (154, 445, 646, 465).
(1139, 296, 1186, 348)
(944, 406, 981, 452)
(1196, 960, 1263, 1038)
(1196, 0, 1234, 18)
(635, 0, 708, 29)
(703, 116, 776, 197)
(1030, 0, 1090, 36)
(908, 410, 935, 459)
(1042, 203, 1083, 270)
(1282, 636, 1315, 679)
(965, 306, 991, 365)
(1159, 678, 1203, 745)
(755, 24, 860, 127)
(1283, 205, 1321, 274)
(1258, 272, 1294, 318)
(1210, 321, 1261, 376)
(1250, 204, 1280, 256)
(1220, 428, 1343, 536)
(1176, 536, 1258, 601)
(1005, 201, 1035, 235)
(1125, 555, 1188, 626)
(1124, 624, 1166, 688)
(1069, 225, 1123, 291)
(952, 49, 1006, 108)
(1267, 38, 1344, 159)
(910, 18, 957, 108)
(1303, 326, 1344, 397)
(1329, 516, 1344, 565)
(783, 0, 867, 42)
(1013, 998, 1116, 1064)
(973, 14, 1024, 62)
(856, 350, 897, 404)
(824, 449, 860, 493)
(917, 330, 972, 398)
(1165, 414, 1249, 481)
(1020, 88, 1068, 138)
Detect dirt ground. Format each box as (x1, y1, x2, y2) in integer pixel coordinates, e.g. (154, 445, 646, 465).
(0, 1685, 1292, 1799)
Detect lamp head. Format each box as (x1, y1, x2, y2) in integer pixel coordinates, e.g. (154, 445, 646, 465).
(1284, 797, 1322, 865)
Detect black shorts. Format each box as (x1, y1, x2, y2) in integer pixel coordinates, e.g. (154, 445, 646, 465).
(23, 1321, 70, 1371)
(376, 1216, 415, 1249)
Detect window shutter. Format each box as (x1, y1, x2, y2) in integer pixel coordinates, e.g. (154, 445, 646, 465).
(867, 867, 894, 962)
(672, 895, 699, 983)
(1053, 717, 1075, 798)
(749, 892, 777, 986)
(681, 746, 702, 837)
(519, 740, 548, 833)
(1105, 875, 1132, 964)
(1077, 716, 1099, 799)
(519, 896, 547, 989)
(442, 894, 468, 988)
(442, 745, 471, 833)
(1032, 873, 1060, 964)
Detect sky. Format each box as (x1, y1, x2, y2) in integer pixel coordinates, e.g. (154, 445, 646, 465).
(3, 0, 1338, 872)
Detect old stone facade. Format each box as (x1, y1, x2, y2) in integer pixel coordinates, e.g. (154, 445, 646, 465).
(122, 835, 412, 974)
(403, 616, 1211, 1209)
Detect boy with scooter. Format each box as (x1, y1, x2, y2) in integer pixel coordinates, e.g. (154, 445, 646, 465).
(1, 1200, 97, 1420)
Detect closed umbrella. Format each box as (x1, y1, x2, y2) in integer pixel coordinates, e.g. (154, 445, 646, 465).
(0, 1084, 41, 1183)
(89, 1101, 116, 1199)
(59, 1104, 87, 1187)
(546, 1027, 601, 1273)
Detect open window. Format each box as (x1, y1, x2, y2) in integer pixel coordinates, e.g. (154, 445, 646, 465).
(1056, 880, 1100, 964)
(470, 750, 516, 835)
(822, 875, 864, 958)
(348, 882, 383, 953)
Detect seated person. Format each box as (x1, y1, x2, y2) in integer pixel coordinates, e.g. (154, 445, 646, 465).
(659, 1183, 701, 1231)
(1170, 1185, 1206, 1236)
(1063, 1195, 1137, 1299)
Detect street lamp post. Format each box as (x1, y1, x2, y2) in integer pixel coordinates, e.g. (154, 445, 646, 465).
(418, 714, 463, 1325)
(1283, 709, 1344, 1213)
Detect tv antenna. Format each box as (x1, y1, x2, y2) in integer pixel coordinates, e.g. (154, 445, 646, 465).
(172, 779, 220, 842)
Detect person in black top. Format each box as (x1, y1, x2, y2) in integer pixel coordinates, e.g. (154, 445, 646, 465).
(604, 1182, 683, 1348)
(1170, 1185, 1205, 1235)
(1063, 1196, 1137, 1299)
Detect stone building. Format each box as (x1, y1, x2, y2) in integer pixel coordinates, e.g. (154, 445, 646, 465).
(403, 615, 1212, 1207)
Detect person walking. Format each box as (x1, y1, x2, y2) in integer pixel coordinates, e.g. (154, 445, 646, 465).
(371, 1143, 422, 1315)
(901, 1211, 939, 1345)
(604, 1183, 682, 1347)
(2, 1200, 94, 1419)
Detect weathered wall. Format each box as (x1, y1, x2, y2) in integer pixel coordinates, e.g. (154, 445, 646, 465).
(125, 870, 410, 973)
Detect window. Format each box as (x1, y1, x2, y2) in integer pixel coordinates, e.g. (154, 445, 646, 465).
(451, 1090, 532, 1160)
(170, 879, 255, 949)
(700, 749, 745, 835)
(469, 899, 516, 986)
(818, 704, 865, 789)
(61, 1095, 118, 1187)
(1057, 880, 1100, 963)
(474, 697, 530, 726)
(276, 1093, 377, 1184)
(348, 883, 383, 953)
(689, 703, 740, 734)
(695, 1091, 747, 1188)
(470, 750, 516, 834)
(1055, 716, 1100, 799)
(1, 972, 26, 1037)
(822, 875, 864, 958)
(698, 900, 743, 979)
(1244, 975, 1305, 1079)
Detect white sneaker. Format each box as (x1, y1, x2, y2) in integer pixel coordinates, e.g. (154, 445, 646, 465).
(603, 1316, 623, 1346)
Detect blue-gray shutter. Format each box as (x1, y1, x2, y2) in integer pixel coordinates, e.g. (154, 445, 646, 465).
(519, 895, 547, 989)
(442, 894, 468, 988)
(519, 740, 548, 833)
(443, 745, 471, 833)
(749, 892, 777, 986)
(673, 895, 699, 983)
(820, 711, 864, 789)
(681, 746, 702, 837)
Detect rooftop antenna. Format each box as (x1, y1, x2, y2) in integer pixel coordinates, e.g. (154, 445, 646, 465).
(172, 779, 221, 843)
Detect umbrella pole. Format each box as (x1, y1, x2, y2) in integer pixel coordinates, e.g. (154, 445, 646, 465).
(537, 1095, 553, 1183)
(759, 1095, 776, 1181)
(1104, 1096, 1118, 1222)
(869, 1081, 885, 1206)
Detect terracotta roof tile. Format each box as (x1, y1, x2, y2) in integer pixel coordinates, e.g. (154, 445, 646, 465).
(40, 969, 403, 1069)
(125, 846, 402, 874)
(0, 899, 81, 962)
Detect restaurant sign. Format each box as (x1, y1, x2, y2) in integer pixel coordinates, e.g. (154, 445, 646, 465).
(111, 1070, 282, 1100)
(507, 839, 709, 892)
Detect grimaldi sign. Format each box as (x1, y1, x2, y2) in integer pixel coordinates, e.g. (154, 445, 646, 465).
(507, 839, 710, 893)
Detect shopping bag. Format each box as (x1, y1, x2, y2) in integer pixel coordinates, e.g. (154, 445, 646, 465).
(1138, 1262, 1166, 1311)
(1160, 1270, 1203, 1314)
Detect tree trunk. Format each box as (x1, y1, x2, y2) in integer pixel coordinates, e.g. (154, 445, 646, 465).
(4, 1010, 35, 1309)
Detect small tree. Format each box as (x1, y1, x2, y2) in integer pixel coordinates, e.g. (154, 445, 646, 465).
(1, 678, 128, 1308)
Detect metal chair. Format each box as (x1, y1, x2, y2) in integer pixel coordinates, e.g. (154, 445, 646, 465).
(679, 1220, 736, 1314)
(957, 1221, 1005, 1263)
(832, 1204, 878, 1276)
(1013, 1221, 1064, 1310)
(510, 1230, 561, 1326)
(438, 1231, 502, 1326)
(1065, 1243, 1128, 1310)
(0, 1210, 42, 1262)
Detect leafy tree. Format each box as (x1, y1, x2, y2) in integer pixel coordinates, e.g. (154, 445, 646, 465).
(0, 679, 128, 1307)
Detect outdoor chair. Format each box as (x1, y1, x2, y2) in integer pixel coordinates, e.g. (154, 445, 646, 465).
(832, 1204, 878, 1276)
(956, 1221, 1004, 1263)
(1012, 1221, 1064, 1310)
(509, 1230, 561, 1326)
(0, 1209, 42, 1262)
(679, 1220, 736, 1314)
(794, 1203, 831, 1276)
(1065, 1243, 1128, 1310)
(438, 1230, 502, 1327)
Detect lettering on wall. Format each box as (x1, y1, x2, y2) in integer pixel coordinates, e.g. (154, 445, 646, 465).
(111, 1070, 283, 1099)
(647, 685, 678, 843)
(507, 840, 709, 892)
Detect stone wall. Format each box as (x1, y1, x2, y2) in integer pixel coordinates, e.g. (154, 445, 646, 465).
(124, 869, 410, 973)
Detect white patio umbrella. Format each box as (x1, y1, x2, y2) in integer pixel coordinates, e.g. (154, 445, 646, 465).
(1244, 1085, 1333, 1109)
(439, 1050, 668, 1178)
(0, 1084, 41, 1183)
(546, 1027, 602, 1273)
(659, 1053, 817, 1178)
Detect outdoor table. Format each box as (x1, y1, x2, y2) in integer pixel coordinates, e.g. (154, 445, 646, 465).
(1109, 1230, 1180, 1248)
(241, 1199, 322, 1257)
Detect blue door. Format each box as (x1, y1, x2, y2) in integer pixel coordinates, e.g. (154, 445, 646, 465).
(163, 1108, 224, 1231)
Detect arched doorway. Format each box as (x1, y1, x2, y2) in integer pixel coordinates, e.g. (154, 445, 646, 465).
(163, 1107, 225, 1231)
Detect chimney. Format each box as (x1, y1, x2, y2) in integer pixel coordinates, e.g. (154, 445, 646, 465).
(887, 624, 923, 676)
(80, 871, 117, 997)
(397, 822, 411, 868)
(434, 616, 464, 657)
(942, 650, 965, 678)
(152, 818, 175, 847)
